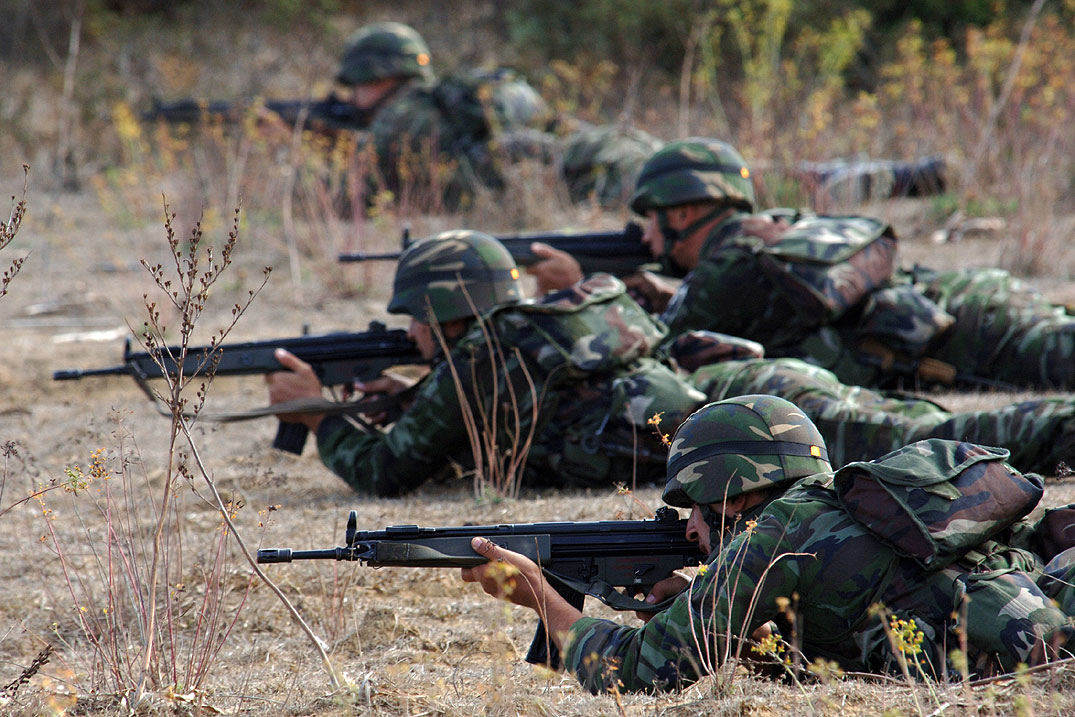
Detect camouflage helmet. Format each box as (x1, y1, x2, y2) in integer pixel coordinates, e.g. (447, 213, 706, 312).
(387, 230, 523, 323)
(662, 395, 830, 508)
(630, 137, 755, 215)
(336, 22, 434, 86)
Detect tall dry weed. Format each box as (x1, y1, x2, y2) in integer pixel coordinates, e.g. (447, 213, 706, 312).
(432, 292, 539, 502)
(0, 164, 29, 298)
(31, 203, 348, 710)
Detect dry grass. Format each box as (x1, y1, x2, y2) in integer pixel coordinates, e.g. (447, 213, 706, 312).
(4, 4, 1075, 714)
(1, 182, 1074, 715)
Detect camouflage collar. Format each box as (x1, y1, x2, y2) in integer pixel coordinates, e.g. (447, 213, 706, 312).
(701, 210, 752, 254)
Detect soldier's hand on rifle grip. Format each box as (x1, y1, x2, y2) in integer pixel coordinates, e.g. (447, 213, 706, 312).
(526, 242, 583, 295)
(622, 271, 677, 315)
(266, 349, 326, 431)
(634, 572, 692, 623)
(460, 538, 546, 611)
(353, 373, 418, 425)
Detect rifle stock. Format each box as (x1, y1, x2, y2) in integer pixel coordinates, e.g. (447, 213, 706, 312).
(338, 222, 653, 277)
(53, 321, 426, 454)
(258, 506, 701, 669)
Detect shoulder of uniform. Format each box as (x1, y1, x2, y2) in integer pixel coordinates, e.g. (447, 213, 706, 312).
(700, 211, 757, 254)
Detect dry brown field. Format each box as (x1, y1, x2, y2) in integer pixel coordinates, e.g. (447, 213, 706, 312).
(1, 174, 1075, 716)
(4, 3, 1075, 713)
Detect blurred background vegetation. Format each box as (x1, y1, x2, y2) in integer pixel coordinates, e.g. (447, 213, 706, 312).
(2, 0, 1074, 275)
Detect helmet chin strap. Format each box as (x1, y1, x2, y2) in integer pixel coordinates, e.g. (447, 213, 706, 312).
(700, 497, 771, 555)
(655, 205, 730, 277)
(699, 504, 727, 538)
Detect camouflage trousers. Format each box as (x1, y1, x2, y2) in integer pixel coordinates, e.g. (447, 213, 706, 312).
(691, 357, 1075, 473)
(915, 267, 1075, 390)
(785, 267, 1075, 391)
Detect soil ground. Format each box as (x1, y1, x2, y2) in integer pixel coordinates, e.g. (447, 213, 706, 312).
(3, 175, 1075, 716)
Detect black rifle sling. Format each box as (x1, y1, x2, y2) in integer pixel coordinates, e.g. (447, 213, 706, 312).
(142, 385, 421, 423)
(542, 570, 681, 613)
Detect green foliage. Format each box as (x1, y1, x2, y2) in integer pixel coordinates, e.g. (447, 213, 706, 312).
(868, 0, 1021, 36)
(261, 0, 341, 32)
(504, 0, 696, 72)
(503, 0, 1062, 98)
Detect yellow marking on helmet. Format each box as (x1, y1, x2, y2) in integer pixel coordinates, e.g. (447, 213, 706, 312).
(810, 445, 821, 457)
(510, 268, 520, 280)
(417, 53, 430, 66)
(740, 167, 750, 179)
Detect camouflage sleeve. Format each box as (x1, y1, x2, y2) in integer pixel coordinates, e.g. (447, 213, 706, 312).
(917, 267, 1075, 390)
(663, 331, 764, 372)
(658, 261, 731, 345)
(314, 361, 470, 496)
(562, 523, 800, 694)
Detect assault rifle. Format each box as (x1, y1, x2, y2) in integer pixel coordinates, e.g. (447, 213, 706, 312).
(53, 321, 425, 454)
(338, 222, 653, 277)
(258, 506, 701, 669)
(143, 93, 366, 131)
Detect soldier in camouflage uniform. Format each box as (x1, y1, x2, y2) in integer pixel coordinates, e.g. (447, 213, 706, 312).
(462, 396, 1075, 693)
(267, 230, 703, 495)
(336, 22, 666, 209)
(691, 354, 1075, 473)
(558, 122, 663, 207)
(627, 137, 1075, 391)
(335, 22, 551, 207)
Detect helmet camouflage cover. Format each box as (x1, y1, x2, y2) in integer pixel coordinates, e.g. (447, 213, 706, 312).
(387, 230, 523, 323)
(630, 137, 756, 215)
(337, 21, 434, 86)
(662, 395, 831, 507)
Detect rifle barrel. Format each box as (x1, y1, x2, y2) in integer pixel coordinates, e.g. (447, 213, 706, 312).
(52, 366, 131, 381)
(257, 548, 353, 563)
(338, 222, 651, 277)
(51, 324, 423, 385)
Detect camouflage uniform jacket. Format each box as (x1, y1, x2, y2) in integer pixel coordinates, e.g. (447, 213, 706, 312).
(315, 274, 703, 495)
(564, 446, 1074, 693)
(366, 70, 549, 207)
(692, 357, 1075, 473)
(659, 212, 1075, 390)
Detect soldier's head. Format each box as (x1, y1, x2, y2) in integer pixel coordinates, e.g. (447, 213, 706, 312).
(631, 138, 755, 276)
(387, 230, 524, 358)
(337, 22, 434, 110)
(662, 395, 830, 554)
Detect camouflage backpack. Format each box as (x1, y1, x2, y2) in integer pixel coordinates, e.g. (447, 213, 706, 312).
(492, 273, 668, 378)
(429, 68, 550, 144)
(695, 210, 898, 347)
(560, 123, 663, 206)
(754, 211, 896, 323)
(469, 274, 703, 482)
(833, 438, 1044, 571)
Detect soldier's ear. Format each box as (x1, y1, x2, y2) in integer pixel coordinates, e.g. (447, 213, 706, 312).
(442, 318, 469, 340)
(719, 494, 750, 516)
